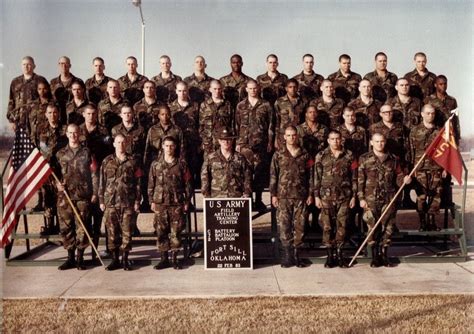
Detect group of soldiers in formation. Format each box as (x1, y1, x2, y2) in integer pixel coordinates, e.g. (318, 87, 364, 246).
(7, 51, 460, 270)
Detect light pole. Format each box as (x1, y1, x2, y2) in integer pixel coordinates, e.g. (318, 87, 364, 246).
(132, 0, 145, 75)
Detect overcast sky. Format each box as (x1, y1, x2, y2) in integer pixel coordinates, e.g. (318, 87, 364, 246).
(1, 0, 472, 136)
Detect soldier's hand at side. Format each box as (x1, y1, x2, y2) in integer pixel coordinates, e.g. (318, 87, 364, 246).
(151, 203, 157, 213)
(56, 182, 65, 192)
(91, 195, 98, 204)
(134, 202, 140, 213)
(184, 203, 189, 212)
(267, 142, 273, 153)
(403, 175, 412, 185)
(236, 145, 241, 153)
(306, 196, 313, 206)
(442, 170, 447, 178)
(100, 204, 105, 212)
(10, 122, 16, 132)
(315, 197, 322, 209)
(271, 196, 279, 208)
(349, 197, 356, 209)
(360, 199, 368, 209)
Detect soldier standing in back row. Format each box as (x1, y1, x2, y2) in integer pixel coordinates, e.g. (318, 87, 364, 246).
(184, 55, 214, 104)
(151, 55, 182, 103)
(117, 56, 148, 105)
(292, 54, 324, 102)
(220, 54, 252, 109)
(256, 54, 288, 106)
(314, 130, 357, 268)
(148, 136, 193, 270)
(270, 126, 313, 268)
(99, 134, 142, 271)
(85, 57, 113, 105)
(327, 54, 362, 103)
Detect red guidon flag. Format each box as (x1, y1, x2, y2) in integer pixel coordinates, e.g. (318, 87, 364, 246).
(1, 128, 52, 247)
(425, 117, 463, 185)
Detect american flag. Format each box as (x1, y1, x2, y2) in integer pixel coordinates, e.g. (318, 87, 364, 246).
(1, 128, 52, 247)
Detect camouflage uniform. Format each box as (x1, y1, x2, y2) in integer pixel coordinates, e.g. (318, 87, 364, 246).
(363, 70, 398, 102)
(144, 123, 184, 168)
(327, 70, 362, 103)
(111, 122, 146, 161)
(199, 98, 234, 154)
(358, 151, 404, 246)
(309, 97, 345, 130)
(235, 98, 273, 191)
(337, 124, 368, 160)
(201, 150, 252, 198)
(85, 75, 113, 105)
(314, 148, 357, 247)
(219, 73, 252, 109)
(297, 122, 329, 158)
(183, 73, 214, 104)
(28, 99, 52, 143)
(386, 95, 422, 128)
(273, 95, 307, 146)
(150, 72, 182, 103)
(169, 100, 201, 182)
(133, 98, 163, 132)
(99, 153, 142, 252)
(347, 97, 382, 130)
(7, 73, 47, 126)
(408, 124, 442, 215)
(117, 73, 148, 105)
(424, 93, 460, 143)
(56, 145, 98, 250)
(148, 155, 193, 251)
(404, 69, 437, 100)
(50, 74, 82, 117)
(292, 71, 324, 101)
(269, 146, 313, 248)
(369, 121, 407, 163)
(255, 72, 288, 105)
(98, 96, 128, 134)
(65, 99, 88, 125)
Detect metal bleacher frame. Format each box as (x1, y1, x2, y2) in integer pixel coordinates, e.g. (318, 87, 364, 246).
(2, 151, 469, 266)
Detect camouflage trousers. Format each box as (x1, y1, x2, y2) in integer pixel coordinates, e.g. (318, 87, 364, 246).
(363, 201, 397, 247)
(57, 197, 91, 250)
(416, 169, 442, 214)
(320, 199, 350, 247)
(277, 198, 307, 248)
(103, 205, 134, 252)
(240, 146, 268, 192)
(153, 205, 185, 252)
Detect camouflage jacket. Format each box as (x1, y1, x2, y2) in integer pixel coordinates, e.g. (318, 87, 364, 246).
(297, 122, 329, 158)
(183, 73, 214, 104)
(337, 124, 368, 159)
(144, 123, 184, 166)
(369, 121, 407, 161)
(235, 98, 273, 149)
(98, 96, 128, 133)
(404, 68, 437, 100)
(8, 73, 47, 121)
(386, 95, 422, 128)
(347, 97, 382, 130)
(327, 70, 362, 103)
(201, 150, 252, 198)
(133, 98, 163, 132)
(357, 151, 404, 204)
(150, 72, 182, 103)
(199, 98, 234, 153)
(309, 97, 345, 130)
(363, 70, 398, 102)
(65, 99, 88, 125)
(28, 99, 52, 142)
(111, 122, 146, 161)
(50, 74, 82, 110)
(117, 73, 148, 105)
(220, 73, 252, 109)
(256, 72, 288, 105)
(170, 99, 201, 148)
(148, 155, 193, 205)
(56, 144, 99, 201)
(424, 93, 460, 142)
(85, 75, 113, 105)
(292, 71, 324, 101)
(99, 153, 142, 207)
(270, 146, 313, 199)
(314, 148, 357, 201)
(273, 95, 307, 143)
(36, 122, 67, 167)
(408, 123, 441, 171)
(79, 123, 113, 166)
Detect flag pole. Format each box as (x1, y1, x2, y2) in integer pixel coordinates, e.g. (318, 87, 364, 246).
(50, 172, 105, 267)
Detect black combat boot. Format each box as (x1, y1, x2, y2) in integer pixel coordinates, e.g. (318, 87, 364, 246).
(154, 251, 171, 270)
(380, 245, 393, 267)
(294, 247, 306, 268)
(91, 236, 100, 265)
(122, 251, 131, 271)
(336, 244, 348, 268)
(254, 192, 266, 212)
(370, 244, 381, 268)
(76, 248, 86, 270)
(418, 212, 428, 231)
(40, 217, 55, 236)
(105, 249, 121, 271)
(428, 214, 440, 231)
(171, 251, 182, 270)
(58, 248, 76, 270)
(324, 247, 336, 268)
(280, 246, 293, 268)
